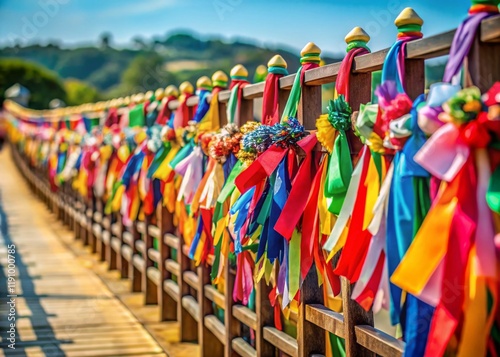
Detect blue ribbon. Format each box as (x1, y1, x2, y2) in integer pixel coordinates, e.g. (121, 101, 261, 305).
(230, 187, 255, 254)
(266, 158, 290, 264)
(121, 150, 145, 189)
(381, 40, 405, 94)
(193, 89, 212, 123)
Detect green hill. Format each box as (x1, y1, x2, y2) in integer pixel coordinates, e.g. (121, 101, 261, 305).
(0, 32, 343, 99)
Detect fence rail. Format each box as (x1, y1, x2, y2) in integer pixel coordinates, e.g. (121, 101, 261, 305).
(7, 11, 500, 357)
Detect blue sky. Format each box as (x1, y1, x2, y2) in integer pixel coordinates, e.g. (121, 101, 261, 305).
(0, 0, 473, 54)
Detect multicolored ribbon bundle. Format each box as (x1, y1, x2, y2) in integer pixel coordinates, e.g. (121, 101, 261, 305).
(3, 4, 500, 356)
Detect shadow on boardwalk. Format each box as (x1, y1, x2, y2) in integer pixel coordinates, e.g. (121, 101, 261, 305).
(0, 189, 66, 356)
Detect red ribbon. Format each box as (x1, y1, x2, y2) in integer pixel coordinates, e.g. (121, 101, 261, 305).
(173, 93, 194, 129)
(274, 135, 318, 239)
(333, 148, 372, 283)
(262, 73, 283, 126)
(235, 145, 289, 193)
(156, 95, 178, 125)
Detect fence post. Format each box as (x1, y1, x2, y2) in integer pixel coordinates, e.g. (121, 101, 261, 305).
(158, 205, 177, 320)
(179, 238, 198, 341)
(224, 260, 239, 357)
(469, 29, 500, 92)
(131, 221, 142, 292)
(107, 212, 117, 270)
(143, 212, 158, 304)
(296, 71, 324, 356)
(116, 212, 129, 279)
(342, 62, 375, 357)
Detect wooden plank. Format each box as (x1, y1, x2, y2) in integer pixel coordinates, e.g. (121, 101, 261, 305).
(305, 304, 345, 338)
(123, 231, 134, 246)
(111, 223, 120, 236)
(469, 28, 500, 92)
(148, 248, 161, 263)
(164, 279, 180, 302)
(255, 275, 275, 357)
(204, 315, 227, 345)
(182, 295, 200, 322)
(355, 325, 405, 357)
(298, 266, 325, 357)
(224, 257, 240, 356)
(204, 285, 226, 309)
(93, 211, 102, 223)
(135, 239, 146, 254)
(232, 337, 257, 357)
(183, 270, 199, 290)
(341, 277, 375, 357)
(481, 15, 500, 43)
(132, 254, 145, 271)
(198, 264, 224, 357)
(136, 221, 146, 234)
(165, 258, 180, 275)
(148, 224, 160, 238)
(111, 236, 122, 253)
(122, 242, 134, 262)
(232, 305, 257, 330)
(164, 233, 179, 248)
(146, 266, 162, 285)
(263, 327, 298, 357)
(242, 81, 265, 99)
(158, 204, 176, 321)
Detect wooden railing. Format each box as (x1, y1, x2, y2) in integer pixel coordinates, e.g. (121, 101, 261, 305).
(10, 13, 500, 357)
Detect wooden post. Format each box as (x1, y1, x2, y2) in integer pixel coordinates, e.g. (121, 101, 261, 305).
(347, 72, 372, 157)
(74, 192, 81, 240)
(178, 238, 198, 341)
(469, 32, 500, 92)
(239, 97, 254, 125)
(224, 260, 240, 357)
(158, 205, 176, 321)
(341, 64, 376, 357)
(255, 276, 275, 357)
(298, 266, 326, 357)
(131, 221, 142, 292)
(117, 212, 129, 279)
(97, 199, 106, 262)
(404, 59, 425, 101)
(298, 85, 322, 129)
(198, 264, 224, 357)
(144, 209, 158, 304)
(218, 99, 228, 127)
(341, 277, 375, 357)
(294, 69, 324, 356)
(81, 199, 89, 246)
(107, 212, 117, 270)
(89, 197, 97, 253)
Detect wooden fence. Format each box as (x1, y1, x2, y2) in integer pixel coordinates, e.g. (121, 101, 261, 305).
(10, 13, 500, 357)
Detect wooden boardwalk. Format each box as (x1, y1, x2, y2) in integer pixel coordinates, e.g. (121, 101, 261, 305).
(0, 147, 184, 357)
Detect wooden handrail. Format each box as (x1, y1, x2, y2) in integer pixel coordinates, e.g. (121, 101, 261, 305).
(166, 15, 499, 110)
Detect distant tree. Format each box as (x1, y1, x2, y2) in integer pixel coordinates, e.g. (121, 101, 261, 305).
(121, 54, 175, 93)
(64, 79, 100, 106)
(0, 58, 66, 109)
(132, 36, 148, 50)
(99, 32, 113, 49)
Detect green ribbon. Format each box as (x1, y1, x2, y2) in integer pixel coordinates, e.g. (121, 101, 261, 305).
(129, 103, 145, 127)
(397, 24, 422, 33)
(227, 84, 239, 124)
(280, 67, 303, 122)
(486, 166, 500, 213)
(346, 41, 370, 53)
(325, 130, 353, 214)
(169, 141, 194, 169)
